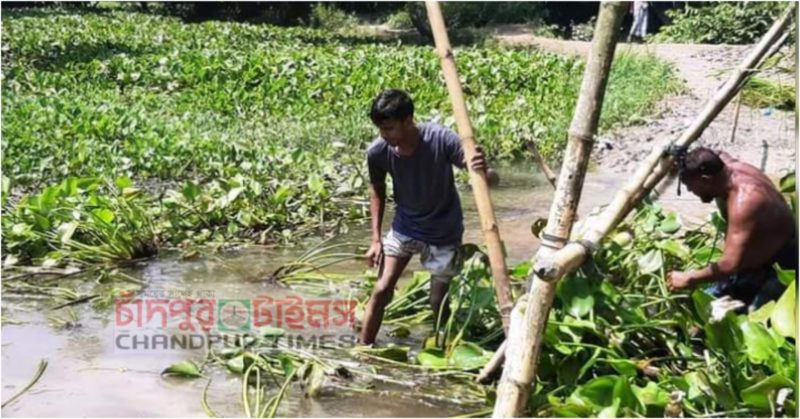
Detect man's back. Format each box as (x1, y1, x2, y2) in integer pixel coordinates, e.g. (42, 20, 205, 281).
(721, 154, 794, 268)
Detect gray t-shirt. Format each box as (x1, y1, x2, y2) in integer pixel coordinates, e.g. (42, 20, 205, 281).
(367, 122, 466, 245)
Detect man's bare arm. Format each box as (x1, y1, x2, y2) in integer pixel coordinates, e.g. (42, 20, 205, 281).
(370, 183, 386, 243)
(364, 182, 387, 268)
(685, 195, 757, 285)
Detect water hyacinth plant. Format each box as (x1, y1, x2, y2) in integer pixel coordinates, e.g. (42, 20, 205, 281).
(162, 198, 796, 417)
(2, 8, 681, 264)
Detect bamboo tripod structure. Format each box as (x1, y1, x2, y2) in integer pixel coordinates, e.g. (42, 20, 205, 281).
(492, 3, 627, 416)
(491, 4, 795, 417)
(534, 5, 795, 282)
(425, 1, 513, 334)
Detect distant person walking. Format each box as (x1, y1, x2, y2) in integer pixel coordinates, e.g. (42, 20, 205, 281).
(628, 1, 649, 42)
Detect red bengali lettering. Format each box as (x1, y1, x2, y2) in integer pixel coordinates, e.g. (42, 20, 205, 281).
(252, 295, 275, 328)
(168, 298, 195, 332)
(194, 299, 216, 331)
(331, 299, 357, 328)
(145, 299, 170, 328)
(305, 299, 331, 329)
(277, 295, 305, 330)
(115, 297, 143, 328)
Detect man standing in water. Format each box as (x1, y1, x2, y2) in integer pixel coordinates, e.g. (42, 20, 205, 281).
(666, 147, 797, 311)
(359, 89, 492, 345)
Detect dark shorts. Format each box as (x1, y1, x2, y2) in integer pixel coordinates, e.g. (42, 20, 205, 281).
(707, 233, 797, 311)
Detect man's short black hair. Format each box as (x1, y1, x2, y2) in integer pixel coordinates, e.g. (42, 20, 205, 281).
(681, 147, 725, 179)
(370, 89, 414, 125)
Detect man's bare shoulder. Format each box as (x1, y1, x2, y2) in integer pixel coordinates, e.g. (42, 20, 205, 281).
(717, 151, 737, 164)
(727, 178, 785, 223)
(728, 179, 782, 223)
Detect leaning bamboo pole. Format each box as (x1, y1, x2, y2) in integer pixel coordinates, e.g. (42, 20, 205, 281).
(533, 5, 795, 283)
(527, 140, 557, 189)
(425, 1, 513, 334)
(492, 3, 627, 416)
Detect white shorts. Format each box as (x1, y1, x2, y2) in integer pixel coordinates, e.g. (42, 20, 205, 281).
(382, 229, 461, 279)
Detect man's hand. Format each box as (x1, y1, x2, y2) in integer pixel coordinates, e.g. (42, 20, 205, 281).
(366, 240, 383, 268)
(469, 146, 488, 174)
(666, 271, 694, 292)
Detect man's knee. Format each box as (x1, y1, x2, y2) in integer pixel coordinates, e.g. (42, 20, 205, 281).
(429, 291, 445, 308)
(430, 275, 451, 300)
(372, 279, 395, 302)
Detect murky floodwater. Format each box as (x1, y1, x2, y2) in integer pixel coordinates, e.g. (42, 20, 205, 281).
(1, 165, 716, 417)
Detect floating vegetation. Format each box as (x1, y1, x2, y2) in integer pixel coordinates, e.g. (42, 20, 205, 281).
(1, 6, 794, 418)
(2, 8, 681, 263)
(164, 197, 797, 418)
(1, 359, 48, 408)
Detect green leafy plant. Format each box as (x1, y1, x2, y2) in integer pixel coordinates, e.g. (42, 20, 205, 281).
(309, 3, 356, 33)
(652, 2, 787, 44)
(1, 8, 681, 264)
(2, 177, 157, 266)
(385, 9, 413, 30)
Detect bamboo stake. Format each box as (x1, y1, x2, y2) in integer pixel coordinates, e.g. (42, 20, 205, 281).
(728, 93, 743, 143)
(492, 3, 627, 417)
(527, 140, 557, 189)
(533, 5, 795, 282)
(425, 1, 513, 334)
(476, 340, 506, 384)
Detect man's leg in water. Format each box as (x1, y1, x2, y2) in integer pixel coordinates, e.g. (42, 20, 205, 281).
(360, 255, 411, 345)
(422, 243, 461, 331)
(430, 275, 452, 329)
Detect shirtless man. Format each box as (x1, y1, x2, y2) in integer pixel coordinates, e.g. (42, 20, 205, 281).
(666, 147, 797, 310)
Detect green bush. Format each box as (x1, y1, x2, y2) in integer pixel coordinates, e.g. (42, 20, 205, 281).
(385, 9, 413, 30)
(309, 3, 356, 32)
(570, 16, 596, 41)
(530, 20, 564, 39)
(652, 2, 787, 44)
(405, 2, 549, 39)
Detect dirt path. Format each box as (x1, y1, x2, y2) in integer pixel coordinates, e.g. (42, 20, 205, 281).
(493, 27, 796, 225)
(493, 26, 797, 178)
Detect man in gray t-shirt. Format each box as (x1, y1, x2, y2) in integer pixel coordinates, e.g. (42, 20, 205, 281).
(360, 89, 492, 345)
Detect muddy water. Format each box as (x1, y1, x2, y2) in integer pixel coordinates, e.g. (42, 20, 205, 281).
(1, 165, 716, 417)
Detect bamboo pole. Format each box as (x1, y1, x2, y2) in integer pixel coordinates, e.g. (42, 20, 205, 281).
(527, 140, 557, 189)
(476, 340, 506, 383)
(492, 3, 627, 416)
(425, 1, 513, 334)
(728, 93, 743, 143)
(533, 5, 795, 282)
